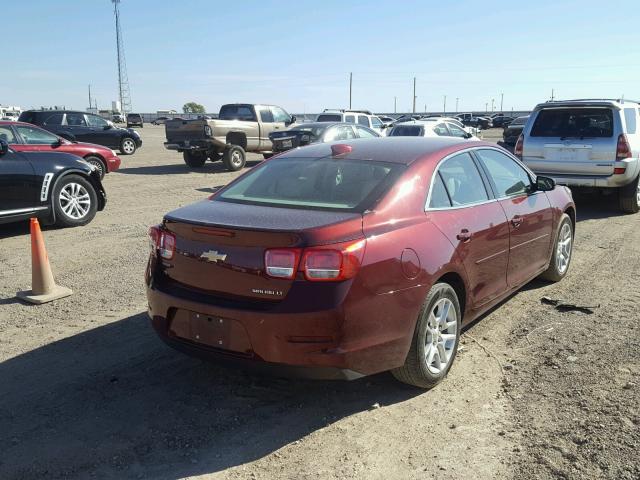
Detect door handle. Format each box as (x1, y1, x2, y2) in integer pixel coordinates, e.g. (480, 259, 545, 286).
(456, 229, 472, 242)
(511, 215, 523, 228)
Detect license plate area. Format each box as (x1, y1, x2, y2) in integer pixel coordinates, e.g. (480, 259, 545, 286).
(169, 309, 253, 354)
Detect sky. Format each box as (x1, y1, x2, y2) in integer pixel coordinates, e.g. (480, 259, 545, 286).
(2, 0, 640, 114)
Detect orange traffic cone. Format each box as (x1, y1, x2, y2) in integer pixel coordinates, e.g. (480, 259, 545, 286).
(16, 218, 72, 304)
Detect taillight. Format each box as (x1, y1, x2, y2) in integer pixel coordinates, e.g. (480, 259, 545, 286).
(616, 134, 631, 160)
(148, 225, 161, 254)
(148, 225, 176, 260)
(264, 239, 366, 282)
(514, 134, 524, 158)
(265, 249, 301, 279)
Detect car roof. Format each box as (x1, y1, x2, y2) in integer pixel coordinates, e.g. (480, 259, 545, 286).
(534, 99, 640, 111)
(276, 137, 487, 165)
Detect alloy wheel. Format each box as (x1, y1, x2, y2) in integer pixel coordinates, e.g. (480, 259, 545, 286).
(122, 138, 135, 154)
(59, 183, 91, 220)
(425, 298, 458, 374)
(230, 150, 243, 167)
(555, 222, 572, 274)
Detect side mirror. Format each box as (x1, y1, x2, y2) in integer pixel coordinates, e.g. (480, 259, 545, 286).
(288, 115, 297, 125)
(535, 176, 555, 192)
(464, 132, 473, 139)
(54, 137, 64, 146)
(104, 122, 113, 130)
(0, 139, 8, 156)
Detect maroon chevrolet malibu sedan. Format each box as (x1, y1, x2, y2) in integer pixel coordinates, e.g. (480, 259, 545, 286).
(146, 137, 575, 388)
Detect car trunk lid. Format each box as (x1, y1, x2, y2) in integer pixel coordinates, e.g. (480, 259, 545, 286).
(159, 199, 363, 302)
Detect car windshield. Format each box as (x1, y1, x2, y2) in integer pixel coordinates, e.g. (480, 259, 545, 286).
(389, 125, 424, 136)
(217, 157, 404, 212)
(316, 114, 342, 122)
(531, 108, 613, 138)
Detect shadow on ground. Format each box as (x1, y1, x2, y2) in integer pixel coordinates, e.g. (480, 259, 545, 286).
(0, 312, 420, 480)
(573, 190, 628, 222)
(116, 160, 262, 176)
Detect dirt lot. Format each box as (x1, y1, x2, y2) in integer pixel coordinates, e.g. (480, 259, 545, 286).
(0, 126, 638, 480)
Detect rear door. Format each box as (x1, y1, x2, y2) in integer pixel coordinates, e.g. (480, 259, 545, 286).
(86, 113, 115, 146)
(62, 112, 92, 142)
(426, 151, 510, 308)
(523, 107, 617, 176)
(474, 148, 553, 287)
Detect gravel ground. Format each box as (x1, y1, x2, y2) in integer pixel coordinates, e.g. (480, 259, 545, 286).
(0, 127, 638, 479)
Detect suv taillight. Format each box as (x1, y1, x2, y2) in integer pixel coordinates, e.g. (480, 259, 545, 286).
(616, 134, 631, 160)
(148, 225, 176, 260)
(265, 239, 366, 282)
(514, 134, 524, 158)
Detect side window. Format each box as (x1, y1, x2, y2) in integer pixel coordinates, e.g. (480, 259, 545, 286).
(335, 126, 356, 140)
(357, 115, 370, 127)
(16, 125, 59, 144)
(43, 113, 63, 126)
(438, 152, 489, 206)
(355, 126, 378, 138)
(0, 125, 17, 143)
(433, 123, 449, 136)
(344, 115, 355, 124)
(371, 117, 383, 128)
(624, 108, 637, 134)
(259, 108, 274, 123)
(475, 149, 531, 197)
(447, 123, 468, 138)
(86, 114, 108, 127)
(271, 106, 290, 123)
(324, 127, 339, 142)
(428, 172, 452, 208)
(66, 113, 87, 127)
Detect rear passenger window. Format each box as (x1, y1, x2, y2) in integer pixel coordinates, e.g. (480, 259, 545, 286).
(43, 113, 63, 126)
(624, 108, 637, 134)
(475, 149, 531, 197)
(531, 108, 613, 138)
(0, 126, 17, 143)
(438, 153, 489, 206)
(428, 173, 451, 208)
(357, 116, 370, 126)
(345, 115, 355, 124)
(433, 123, 449, 136)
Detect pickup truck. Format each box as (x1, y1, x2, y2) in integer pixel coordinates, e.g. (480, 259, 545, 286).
(456, 113, 493, 129)
(164, 103, 296, 171)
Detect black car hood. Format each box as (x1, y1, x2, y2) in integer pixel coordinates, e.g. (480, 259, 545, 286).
(164, 199, 360, 232)
(16, 150, 93, 171)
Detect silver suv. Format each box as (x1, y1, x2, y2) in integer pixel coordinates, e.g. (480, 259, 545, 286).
(316, 109, 386, 134)
(517, 99, 640, 213)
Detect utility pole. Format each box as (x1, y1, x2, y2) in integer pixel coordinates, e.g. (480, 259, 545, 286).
(113, 0, 132, 113)
(349, 72, 353, 109)
(455, 97, 459, 113)
(443, 95, 447, 115)
(88, 85, 92, 111)
(551, 88, 555, 101)
(485, 102, 488, 112)
(500, 93, 504, 113)
(424, 104, 427, 113)
(491, 98, 495, 112)
(412, 77, 416, 114)
(394, 96, 397, 114)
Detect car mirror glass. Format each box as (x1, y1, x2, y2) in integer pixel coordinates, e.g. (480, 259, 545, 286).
(536, 176, 556, 192)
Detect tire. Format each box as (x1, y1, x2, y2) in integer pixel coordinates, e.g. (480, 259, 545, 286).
(619, 175, 640, 214)
(183, 151, 207, 168)
(222, 145, 246, 171)
(539, 213, 573, 282)
(120, 137, 137, 155)
(84, 155, 106, 180)
(52, 174, 98, 228)
(392, 283, 462, 389)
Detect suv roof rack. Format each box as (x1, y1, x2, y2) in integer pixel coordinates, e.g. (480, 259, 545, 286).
(322, 109, 373, 115)
(545, 98, 640, 105)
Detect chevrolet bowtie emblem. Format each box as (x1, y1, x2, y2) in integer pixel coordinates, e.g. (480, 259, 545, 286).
(200, 250, 228, 263)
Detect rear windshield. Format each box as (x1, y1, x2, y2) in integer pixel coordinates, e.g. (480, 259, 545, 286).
(291, 126, 326, 137)
(389, 125, 424, 136)
(18, 111, 34, 123)
(219, 105, 256, 121)
(128, 114, 141, 119)
(531, 108, 613, 138)
(217, 157, 404, 212)
(316, 114, 342, 122)
(510, 116, 528, 126)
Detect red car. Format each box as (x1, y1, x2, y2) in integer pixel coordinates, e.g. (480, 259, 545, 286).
(146, 137, 575, 388)
(0, 121, 121, 179)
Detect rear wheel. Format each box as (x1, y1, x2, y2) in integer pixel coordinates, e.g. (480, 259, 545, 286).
(619, 175, 640, 214)
(392, 283, 461, 389)
(222, 145, 246, 171)
(183, 151, 207, 168)
(539, 213, 573, 282)
(84, 155, 106, 180)
(120, 137, 137, 155)
(53, 175, 98, 227)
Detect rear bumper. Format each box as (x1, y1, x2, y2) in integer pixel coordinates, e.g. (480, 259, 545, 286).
(164, 140, 212, 152)
(145, 281, 406, 379)
(525, 157, 640, 188)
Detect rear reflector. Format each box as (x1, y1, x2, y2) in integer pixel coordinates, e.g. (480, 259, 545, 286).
(616, 134, 631, 161)
(614, 167, 627, 174)
(265, 249, 301, 279)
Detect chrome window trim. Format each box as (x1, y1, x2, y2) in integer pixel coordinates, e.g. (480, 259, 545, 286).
(424, 146, 493, 211)
(473, 146, 539, 200)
